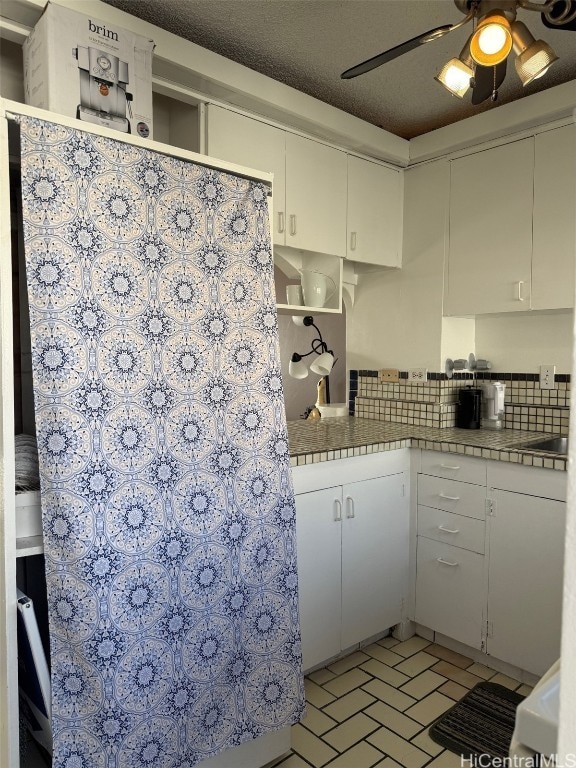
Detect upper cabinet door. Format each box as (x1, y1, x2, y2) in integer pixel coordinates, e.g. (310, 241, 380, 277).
(206, 105, 286, 245)
(532, 124, 576, 311)
(285, 133, 347, 257)
(347, 155, 403, 267)
(445, 138, 534, 316)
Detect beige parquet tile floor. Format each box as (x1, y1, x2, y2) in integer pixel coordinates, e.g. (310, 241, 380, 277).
(272, 635, 534, 768)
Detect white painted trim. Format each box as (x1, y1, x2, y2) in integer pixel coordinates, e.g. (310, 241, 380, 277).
(0, 112, 19, 768)
(0, 15, 30, 42)
(200, 100, 406, 172)
(410, 81, 576, 163)
(151, 76, 205, 107)
(408, 115, 576, 169)
(0, 98, 274, 187)
(291, 450, 411, 495)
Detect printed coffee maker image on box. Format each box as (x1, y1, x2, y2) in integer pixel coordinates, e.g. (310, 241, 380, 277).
(73, 46, 133, 133)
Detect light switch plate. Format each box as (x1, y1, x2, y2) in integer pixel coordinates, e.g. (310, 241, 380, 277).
(540, 365, 556, 390)
(379, 368, 399, 383)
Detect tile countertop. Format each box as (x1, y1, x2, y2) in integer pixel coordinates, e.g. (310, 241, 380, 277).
(287, 417, 568, 471)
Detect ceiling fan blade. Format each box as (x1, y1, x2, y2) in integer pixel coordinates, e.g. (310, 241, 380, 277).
(341, 25, 453, 79)
(471, 59, 507, 105)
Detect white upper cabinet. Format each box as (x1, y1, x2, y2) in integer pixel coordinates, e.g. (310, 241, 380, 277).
(207, 104, 348, 256)
(206, 104, 286, 245)
(532, 124, 576, 310)
(284, 132, 347, 257)
(445, 138, 534, 316)
(347, 155, 403, 267)
(445, 126, 576, 316)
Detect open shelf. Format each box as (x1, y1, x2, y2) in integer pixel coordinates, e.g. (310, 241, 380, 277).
(275, 248, 343, 314)
(16, 536, 44, 558)
(276, 303, 342, 316)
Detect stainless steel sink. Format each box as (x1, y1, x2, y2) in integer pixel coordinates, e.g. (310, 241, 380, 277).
(510, 436, 569, 455)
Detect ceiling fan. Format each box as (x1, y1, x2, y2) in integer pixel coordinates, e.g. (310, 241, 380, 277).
(341, 0, 576, 104)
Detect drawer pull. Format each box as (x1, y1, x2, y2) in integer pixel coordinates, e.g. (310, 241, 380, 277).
(438, 524, 460, 534)
(439, 493, 460, 501)
(333, 499, 342, 522)
(437, 557, 459, 567)
(440, 464, 461, 470)
(345, 495, 355, 519)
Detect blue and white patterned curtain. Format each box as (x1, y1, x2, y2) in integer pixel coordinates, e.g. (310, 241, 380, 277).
(18, 115, 304, 768)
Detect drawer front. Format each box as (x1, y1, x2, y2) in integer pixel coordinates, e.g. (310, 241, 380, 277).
(420, 450, 486, 485)
(417, 505, 485, 553)
(418, 474, 486, 519)
(415, 537, 485, 650)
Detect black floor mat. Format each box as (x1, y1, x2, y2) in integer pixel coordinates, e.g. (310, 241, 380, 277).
(429, 681, 525, 760)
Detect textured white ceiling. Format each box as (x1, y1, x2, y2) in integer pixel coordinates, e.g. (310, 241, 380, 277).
(102, 0, 576, 139)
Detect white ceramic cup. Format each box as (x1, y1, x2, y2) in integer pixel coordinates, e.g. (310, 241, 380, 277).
(286, 284, 304, 306)
(301, 271, 334, 308)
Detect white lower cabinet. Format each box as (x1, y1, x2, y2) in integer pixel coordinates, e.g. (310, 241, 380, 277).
(414, 451, 567, 676)
(295, 486, 342, 670)
(293, 452, 410, 671)
(341, 474, 410, 649)
(486, 465, 566, 677)
(415, 458, 487, 651)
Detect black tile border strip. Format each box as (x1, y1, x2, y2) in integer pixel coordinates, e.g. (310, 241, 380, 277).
(351, 370, 570, 383)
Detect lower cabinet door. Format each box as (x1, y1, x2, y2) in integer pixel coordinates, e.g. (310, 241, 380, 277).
(487, 490, 566, 676)
(341, 473, 409, 649)
(415, 537, 485, 650)
(295, 487, 342, 671)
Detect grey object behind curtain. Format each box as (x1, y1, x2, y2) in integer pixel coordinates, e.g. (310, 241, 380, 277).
(18, 114, 305, 768)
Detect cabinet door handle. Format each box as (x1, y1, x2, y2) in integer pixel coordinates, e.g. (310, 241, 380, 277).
(440, 464, 460, 470)
(333, 499, 342, 522)
(350, 231, 357, 251)
(289, 214, 297, 236)
(438, 524, 460, 534)
(517, 280, 526, 302)
(439, 493, 460, 501)
(437, 557, 459, 567)
(278, 211, 285, 234)
(345, 495, 355, 519)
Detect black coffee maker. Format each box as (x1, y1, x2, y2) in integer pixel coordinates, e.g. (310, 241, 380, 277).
(456, 387, 482, 429)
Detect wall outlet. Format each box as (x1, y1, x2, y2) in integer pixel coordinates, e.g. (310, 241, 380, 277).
(408, 368, 428, 382)
(540, 365, 556, 390)
(379, 368, 399, 383)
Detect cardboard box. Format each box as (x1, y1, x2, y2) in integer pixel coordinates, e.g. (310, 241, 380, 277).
(23, 2, 154, 138)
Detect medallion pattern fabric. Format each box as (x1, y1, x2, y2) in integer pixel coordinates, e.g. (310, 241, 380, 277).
(19, 116, 305, 768)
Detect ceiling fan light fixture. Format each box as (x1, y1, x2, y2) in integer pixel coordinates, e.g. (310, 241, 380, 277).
(435, 57, 474, 98)
(470, 11, 513, 66)
(511, 20, 559, 85)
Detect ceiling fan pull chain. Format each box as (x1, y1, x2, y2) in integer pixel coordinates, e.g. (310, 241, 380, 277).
(491, 66, 499, 101)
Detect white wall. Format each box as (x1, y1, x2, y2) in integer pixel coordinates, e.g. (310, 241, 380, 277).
(475, 311, 574, 374)
(441, 317, 476, 369)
